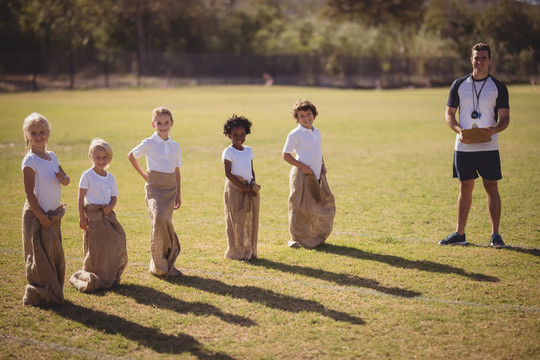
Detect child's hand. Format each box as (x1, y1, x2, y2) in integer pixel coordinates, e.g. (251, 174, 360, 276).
(55, 166, 70, 185)
(245, 184, 258, 197)
(38, 213, 52, 229)
(174, 194, 181, 210)
(103, 206, 112, 216)
(79, 216, 89, 230)
(300, 164, 313, 175)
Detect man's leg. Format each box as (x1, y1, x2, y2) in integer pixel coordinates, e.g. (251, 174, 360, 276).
(483, 179, 501, 235)
(456, 179, 475, 235)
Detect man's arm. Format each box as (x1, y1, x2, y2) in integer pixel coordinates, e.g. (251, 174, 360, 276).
(445, 106, 471, 144)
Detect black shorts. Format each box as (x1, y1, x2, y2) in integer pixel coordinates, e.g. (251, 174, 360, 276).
(453, 150, 502, 181)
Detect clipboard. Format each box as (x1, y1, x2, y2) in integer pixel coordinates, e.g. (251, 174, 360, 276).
(461, 128, 491, 143)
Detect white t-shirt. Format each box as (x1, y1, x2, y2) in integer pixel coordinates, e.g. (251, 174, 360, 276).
(283, 124, 323, 180)
(447, 74, 509, 152)
(79, 168, 119, 205)
(21, 151, 62, 212)
(130, 132, 182, 173)
(222, 145, 254, 183)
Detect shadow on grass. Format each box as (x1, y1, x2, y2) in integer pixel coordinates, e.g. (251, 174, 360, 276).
(468, 243, 540, 257)
(110, 283, 256, 327)
(250, 258, 421, 298)
(313, 244, 499, 282)
(51, 300, 235, 359)
(169, 275, 364, 325)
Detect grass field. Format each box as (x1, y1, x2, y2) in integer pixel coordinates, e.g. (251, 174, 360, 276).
(0, 85, 539, 359)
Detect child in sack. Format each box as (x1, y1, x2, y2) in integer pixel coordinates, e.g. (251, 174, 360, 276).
(128, 107, 182, 277)
(222, 114, 260, 260)
(21, 113, 70, 306)
(70, 138, 128, 292)
(282, 99, 335, 249)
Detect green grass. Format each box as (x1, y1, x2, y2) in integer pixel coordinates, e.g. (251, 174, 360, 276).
(0, 85, 539, 359)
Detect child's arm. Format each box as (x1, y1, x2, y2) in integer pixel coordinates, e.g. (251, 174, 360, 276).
(128, 152, 148, 181)
(78, 188, 89, 230)
(56, 165, 70, 186)
(321, 155, 327, 175)
(224, 160, 257, 197)
(282, 153, 313, 175)
(174, 167, 181, 209)
(103, 196, 117, 215)
(23, 167, 52, 229)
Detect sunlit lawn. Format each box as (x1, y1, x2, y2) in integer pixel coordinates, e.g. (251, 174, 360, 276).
(0, 85, 539, 359)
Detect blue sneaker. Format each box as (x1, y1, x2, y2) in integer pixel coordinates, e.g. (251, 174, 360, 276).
(439, 232, 467, 246)
(490, 233, 506, 248)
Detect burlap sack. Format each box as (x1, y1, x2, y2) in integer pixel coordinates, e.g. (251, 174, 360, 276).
(288, 167, 335, 248)
(22, 201, 66, 306)
(70, 204, 128, 292)
(223, 176, 260, 260)
(145, 170, 181, 276)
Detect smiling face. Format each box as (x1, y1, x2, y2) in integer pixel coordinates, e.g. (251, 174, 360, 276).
(470, 49, 491, 78)
(25, 124, 50, 151)
(228, 125, 247, 150)
(90, 147, 111, 174)
(152, 113, 173, 140)
(296, 109, 315, 130)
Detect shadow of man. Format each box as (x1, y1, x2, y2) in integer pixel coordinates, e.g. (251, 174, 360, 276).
(313, 244, 499, 282)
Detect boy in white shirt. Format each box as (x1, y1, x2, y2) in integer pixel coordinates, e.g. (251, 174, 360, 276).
(128, 107, 182, 277)
(283, 99, 335, 248)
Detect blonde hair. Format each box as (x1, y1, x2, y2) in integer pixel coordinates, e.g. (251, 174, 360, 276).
(152, 107, 173, 123)
(22, 112, 50, 152)
(89, 138, 113, 168)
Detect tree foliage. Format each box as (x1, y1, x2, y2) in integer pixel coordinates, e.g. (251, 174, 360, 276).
(0, 0, 538, 64)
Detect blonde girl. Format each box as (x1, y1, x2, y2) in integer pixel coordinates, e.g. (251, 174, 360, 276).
(21, 112, 70, 306)
(70, 138, 128, 292)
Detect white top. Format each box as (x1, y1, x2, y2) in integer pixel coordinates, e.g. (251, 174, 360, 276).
(79, 168, 119, 205)
(447, 74, 509, 152)
(283, 124, 323, 180)
(130, 132, 182, 173)
(21, 151, 62, 212)
(222, 145, 254, 183)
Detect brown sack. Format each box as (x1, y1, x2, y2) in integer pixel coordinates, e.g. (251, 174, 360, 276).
(288, 167, 335, 248)
(70, 204, 128, 292)
(223, 176, 260, 260)
(22, 201, 66, 306)
(145, 170, 181, 276)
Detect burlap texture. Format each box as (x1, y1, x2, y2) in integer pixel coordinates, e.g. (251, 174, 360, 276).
(223, 176, 260, 260)
(21, 201, 66, 306)
(70, 204, 128, 292)
(145, 170, 181, 276)
(288, 167, 335, 248)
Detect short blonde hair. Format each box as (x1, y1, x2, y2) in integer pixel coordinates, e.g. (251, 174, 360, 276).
(152, 107, 173, 123)
(22, 112, 50, 152)
(89, 138, 113, 167)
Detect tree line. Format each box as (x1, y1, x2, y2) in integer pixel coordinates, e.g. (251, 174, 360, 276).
(1, 0, 539, 74)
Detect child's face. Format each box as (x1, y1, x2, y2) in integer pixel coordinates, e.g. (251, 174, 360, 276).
(228, 126, 246, 150)
(296, 109, 315, 129)
(25, 124, 49, 150)
(90, 148, 110, 173)
(152, 113, 173, 140)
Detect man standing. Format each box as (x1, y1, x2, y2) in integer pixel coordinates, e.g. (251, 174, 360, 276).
(440, 43, 510, 248)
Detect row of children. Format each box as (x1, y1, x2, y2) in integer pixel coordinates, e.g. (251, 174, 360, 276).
(20, 99, 336, 307)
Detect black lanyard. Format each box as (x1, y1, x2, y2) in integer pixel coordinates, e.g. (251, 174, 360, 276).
(471, 76, 488, 119)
